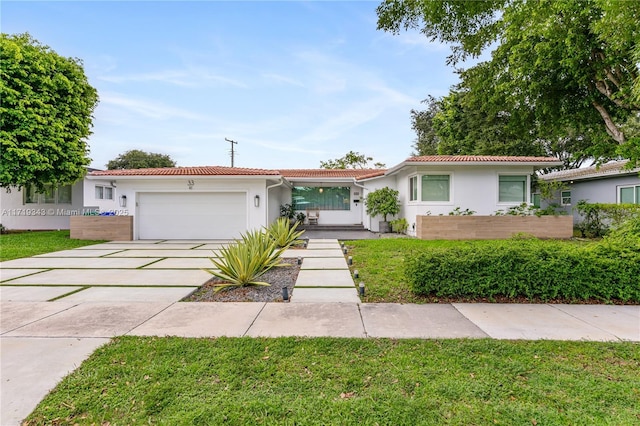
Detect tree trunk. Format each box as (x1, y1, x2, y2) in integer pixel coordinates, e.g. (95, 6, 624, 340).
(591, 101, 625, 144)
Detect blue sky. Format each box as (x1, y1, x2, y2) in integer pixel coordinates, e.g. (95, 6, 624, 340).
(3, 1, 462, 170)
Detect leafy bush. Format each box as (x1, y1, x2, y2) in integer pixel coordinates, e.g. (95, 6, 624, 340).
(365, 187, 400, 222)
(448, 207, 475, 216)
(575, 201, 640, 237)
(207, 229, 286, 291)
(266, 217, 305, 248)
(279, 204, 295, 220)
(390, 218, 409, 233)
(405, 237, 640, 302)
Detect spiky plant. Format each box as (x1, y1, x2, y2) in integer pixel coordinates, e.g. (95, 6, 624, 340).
(266, 217, 305, 248)
(207, 229, 287, 292)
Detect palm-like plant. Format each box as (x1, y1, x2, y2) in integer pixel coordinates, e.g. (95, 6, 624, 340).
(266, 217, 305, 248)
(207, 229, 287, 292)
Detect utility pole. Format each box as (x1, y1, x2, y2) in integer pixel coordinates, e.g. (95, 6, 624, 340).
(225, 138, 238, 167)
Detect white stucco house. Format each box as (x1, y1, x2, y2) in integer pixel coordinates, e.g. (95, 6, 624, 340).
(1, 155, 561, 239)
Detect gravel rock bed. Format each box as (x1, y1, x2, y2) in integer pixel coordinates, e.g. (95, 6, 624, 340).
(183, 258, 300, 303)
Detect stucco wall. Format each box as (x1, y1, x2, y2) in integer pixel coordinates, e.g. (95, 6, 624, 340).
(106, 177, 269, 239)
(394, 165, 536, 236)
(1, 181, 86, 230)
(416, 215, 573, 240)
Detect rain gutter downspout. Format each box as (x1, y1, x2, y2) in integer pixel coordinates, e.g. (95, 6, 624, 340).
(266, 178, 290, 225)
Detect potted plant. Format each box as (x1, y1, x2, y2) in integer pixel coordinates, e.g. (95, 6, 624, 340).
(280, 203, 295, 225)
(295, 211, 306, 225)
(365, 187, 400, 233)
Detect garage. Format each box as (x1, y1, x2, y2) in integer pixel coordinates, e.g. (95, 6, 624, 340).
(137, 192, 247, 240)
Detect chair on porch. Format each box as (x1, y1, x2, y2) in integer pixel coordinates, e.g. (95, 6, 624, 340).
(306, 209, 319, 225)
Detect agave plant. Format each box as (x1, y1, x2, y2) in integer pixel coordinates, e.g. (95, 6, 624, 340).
(207, 229, 287, 292)
(266, 217, 305, 248)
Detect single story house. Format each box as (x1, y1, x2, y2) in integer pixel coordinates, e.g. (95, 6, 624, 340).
(538, 160, 640, 222)
(2, 155, 561, 239)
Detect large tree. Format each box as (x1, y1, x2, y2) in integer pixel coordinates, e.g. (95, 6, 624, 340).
(410, 96, 440, 155)
(107, 149, 176, 169)
(0, 33, 98, 190)
(320, 150, 385, 169)
(378, 0, 640, 163)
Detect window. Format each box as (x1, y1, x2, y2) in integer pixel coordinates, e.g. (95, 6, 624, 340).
(561, 190, 571, 206)
(421, 175, 450, 202)
(531, 193, 541, 208)
(499, 175, 527, 203)
(292, 187, 350, 210)
(409, 176, 418, 201)
(619, 185, 640, 204)
(95, 185, 114, 200)
(23, 184, 73, 204)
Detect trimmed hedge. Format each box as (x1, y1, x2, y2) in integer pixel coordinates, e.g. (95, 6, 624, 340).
(405, 237, 640, 303)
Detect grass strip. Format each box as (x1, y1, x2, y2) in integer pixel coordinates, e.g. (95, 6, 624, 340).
(25, 337, 640, 425)
(0, 230, 104, 261)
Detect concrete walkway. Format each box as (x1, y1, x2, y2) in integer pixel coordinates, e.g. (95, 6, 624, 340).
(1, 239, 639, 425)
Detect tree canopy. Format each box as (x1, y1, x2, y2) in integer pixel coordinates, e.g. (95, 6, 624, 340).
(0, 33, 99, 190)
(106, 149, 176, 169)
(320, 150, 386, 169)
(378, 0, 640, 165)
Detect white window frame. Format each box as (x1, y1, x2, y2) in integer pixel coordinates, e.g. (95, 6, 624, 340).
(618, 184, 640, 204)
(95, 185, 114, 200)
(420, 173, 452, 204)
(561, 190, 571, 206)
(409, 175, 418, 202)
(497, 174, 529, 204)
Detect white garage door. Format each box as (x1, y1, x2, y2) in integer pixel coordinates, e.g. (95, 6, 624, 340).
(138, 192, 247, 239)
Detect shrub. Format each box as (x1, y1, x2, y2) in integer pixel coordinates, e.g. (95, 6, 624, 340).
(390, 218, 409, 234)
(207, 229, 286, 291)
(575, 201, 640, 237)
(405, 238, 640, 302)
(266, 217, 305, 248)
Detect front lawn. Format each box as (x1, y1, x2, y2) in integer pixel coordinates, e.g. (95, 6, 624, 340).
(344, 238, 598, 303)
(0, 230, 104, 261)
(25, 337, 640, 425)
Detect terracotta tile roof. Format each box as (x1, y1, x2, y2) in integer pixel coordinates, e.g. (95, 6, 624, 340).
(539, 160, 639, 181)
(406, 155, 560, 163)
(89, 166, 280, 176)
(278, 169, 386, 178)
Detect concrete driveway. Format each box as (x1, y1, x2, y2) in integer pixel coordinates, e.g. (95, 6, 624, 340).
(0, 239, 222, 425)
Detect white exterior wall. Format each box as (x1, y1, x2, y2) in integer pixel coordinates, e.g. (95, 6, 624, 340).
(360, 175, 397, 232)
(395, 165, 536, 235)
(83, 179, 120, 211)
(104, 177, 269, 240)
(0, 181, 86, 230)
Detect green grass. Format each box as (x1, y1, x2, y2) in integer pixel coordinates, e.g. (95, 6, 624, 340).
(0, 230, 104, 261)
(344, 238, 592, 303)
(25, 337, 640, 425)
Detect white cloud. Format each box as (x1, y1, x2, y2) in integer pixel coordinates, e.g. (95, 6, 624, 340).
(100, 92, 208, 121)
(262, 73, 305, 87)
(98, 67, 248, 89)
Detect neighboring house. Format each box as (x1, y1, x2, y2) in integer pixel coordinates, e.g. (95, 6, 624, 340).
(80, 155, 559, 240)
(0, 169, 118, 230)
(539, 160, 640, 223)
